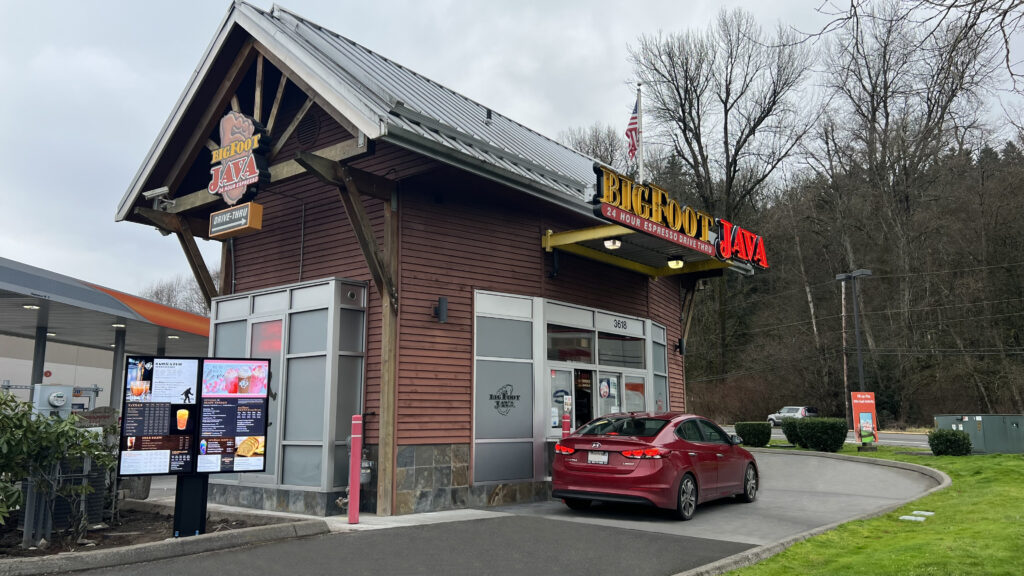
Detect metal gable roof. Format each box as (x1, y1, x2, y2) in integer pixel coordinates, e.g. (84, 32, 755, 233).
(264, 4, 598, 202)
(116, 1, 601, 223)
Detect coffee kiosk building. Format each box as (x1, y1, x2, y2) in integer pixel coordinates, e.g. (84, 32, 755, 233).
(117, 2, 767, 516)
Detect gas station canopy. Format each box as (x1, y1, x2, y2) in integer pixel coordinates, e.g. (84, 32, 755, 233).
(0, 256, 209, 356)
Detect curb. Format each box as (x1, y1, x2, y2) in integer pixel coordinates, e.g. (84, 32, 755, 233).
(0, 504, 330, 576)
(672, 449, 952, 576)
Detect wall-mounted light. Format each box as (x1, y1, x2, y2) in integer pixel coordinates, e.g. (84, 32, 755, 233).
(167, 335, 180, 340)
(23, 304, 40, 310)
(46, 332, 56, 337)
(111, 323, 126, 328)
(433, 297, 448, 323)
(674, 338, 685, 354)
(603, 238, 622, 250)
(667, 257, 685, 269)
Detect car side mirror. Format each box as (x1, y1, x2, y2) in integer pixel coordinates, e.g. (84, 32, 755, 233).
(730, 434, 743, 445)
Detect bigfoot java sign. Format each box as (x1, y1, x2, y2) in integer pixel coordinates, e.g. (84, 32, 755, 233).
(207, 112, 269, 206)
(593, 166, 768, 270)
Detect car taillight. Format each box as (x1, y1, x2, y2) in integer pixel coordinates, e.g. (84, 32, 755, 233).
(621, 448, 663, 459)
(554, 443, 575, 455)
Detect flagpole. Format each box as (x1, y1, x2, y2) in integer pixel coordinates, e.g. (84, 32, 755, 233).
(636, 83, 644, 183)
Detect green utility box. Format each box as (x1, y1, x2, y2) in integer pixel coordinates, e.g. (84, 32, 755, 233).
(933, 414, 1024, 454)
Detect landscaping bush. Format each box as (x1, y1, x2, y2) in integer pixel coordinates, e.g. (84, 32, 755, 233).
(780, 418, 806, 447)
(734, 422, 771, 447)
(796, 418, 849, 452)
(928, 428, 973, 456)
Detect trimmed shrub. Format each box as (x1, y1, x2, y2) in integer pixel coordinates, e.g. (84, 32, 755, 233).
(780, 418, 806, 447)
(734, 422, 771, 447)
(928, 429, 973, 456)
(796, 418, 848, 452)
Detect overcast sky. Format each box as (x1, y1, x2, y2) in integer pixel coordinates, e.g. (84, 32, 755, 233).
(0, 0, 838, 296)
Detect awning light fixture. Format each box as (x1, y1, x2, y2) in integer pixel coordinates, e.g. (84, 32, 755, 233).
(667, 257, 685, 269)
(603, 238, 622, 250)
(111, 323, 126, 328)
(23, 304, 40, 310)
(167, 335, 180, 340)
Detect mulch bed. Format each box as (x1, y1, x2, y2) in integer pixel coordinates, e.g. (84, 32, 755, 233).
(1, 508, 265, 558)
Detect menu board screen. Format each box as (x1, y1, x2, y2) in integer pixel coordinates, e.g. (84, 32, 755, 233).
(118, 357, 199, 476)
(196, 359, 270, 473)
(116, 357, 271, 477)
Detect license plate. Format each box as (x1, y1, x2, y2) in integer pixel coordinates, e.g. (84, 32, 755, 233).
(587, 451, 608, 465)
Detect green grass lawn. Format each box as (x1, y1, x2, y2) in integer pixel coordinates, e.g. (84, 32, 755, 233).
(731, 446, 1024, 576)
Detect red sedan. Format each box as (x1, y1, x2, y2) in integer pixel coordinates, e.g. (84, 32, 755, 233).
(552, 412, 758, 520)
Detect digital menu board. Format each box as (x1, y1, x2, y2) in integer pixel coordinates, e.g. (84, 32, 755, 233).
(196, 359, 269, 473)
(117, 357, 270, 477)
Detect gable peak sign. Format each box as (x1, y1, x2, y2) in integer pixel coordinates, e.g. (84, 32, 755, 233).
(593, 166, 768, 270)
(207, 112, 269, 206)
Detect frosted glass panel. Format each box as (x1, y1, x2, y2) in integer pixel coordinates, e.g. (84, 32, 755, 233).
(291, 284, 331, 308)
(289, 309, 327, 354)
(283, 446, 321, 487)
(654, 342, 667, 374)
(335, 356, 363, 441)
(654, 375, 668, 412)
(214, 321, 246, 357)
(253, 291, 288, 314)
(477, 317, 532, 359)
(284, 356, 325, 441)
(337, 308, 365, 352)
(474, 442, 532, 482)
(216, 298, 248, 320)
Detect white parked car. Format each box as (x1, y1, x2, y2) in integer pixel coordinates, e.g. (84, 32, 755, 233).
(767, 406, 819, 426)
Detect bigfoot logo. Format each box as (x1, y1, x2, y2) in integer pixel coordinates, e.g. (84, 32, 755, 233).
(207, 112, 269, 205)
(489, 384, 521, 416)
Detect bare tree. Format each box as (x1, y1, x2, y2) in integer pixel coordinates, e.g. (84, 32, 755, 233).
(140, 270, 219, 317)
(630, 8, 816, 220)
(558, 123, 628, 171)
(630, 8, 816, 383)
(818, 1, 1023, 86)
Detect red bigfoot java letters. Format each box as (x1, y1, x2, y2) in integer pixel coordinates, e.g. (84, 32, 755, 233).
(208, 112, 269, 205)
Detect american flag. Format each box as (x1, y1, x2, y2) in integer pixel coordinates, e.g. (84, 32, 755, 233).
(625, 97, 639, 160)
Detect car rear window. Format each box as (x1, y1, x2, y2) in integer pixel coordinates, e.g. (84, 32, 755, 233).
(576, 417, 668, 437)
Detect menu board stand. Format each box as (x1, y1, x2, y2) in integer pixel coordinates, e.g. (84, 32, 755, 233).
(172, 473, 209, 537)
(117, 356, 271, 537)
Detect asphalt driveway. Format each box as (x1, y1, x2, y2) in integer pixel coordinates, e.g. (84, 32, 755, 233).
(56, 450, 946, 576)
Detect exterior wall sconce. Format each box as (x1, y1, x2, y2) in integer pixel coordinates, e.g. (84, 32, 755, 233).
(674, 338, 684, 354)
(433, 297, 448, 323)
(603, 238, 622, 250)
(667, 257, 684, 269)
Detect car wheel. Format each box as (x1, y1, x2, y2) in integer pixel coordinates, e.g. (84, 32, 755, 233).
(564, 498, 591, 511)
(737, 464, 757, 503)
(676, 473, 698, 521)
(768, 418, 777, 427)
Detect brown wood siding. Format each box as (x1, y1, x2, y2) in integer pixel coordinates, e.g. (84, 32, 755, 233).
(648, 277, 687, 412)
(396, 182, 546, 445)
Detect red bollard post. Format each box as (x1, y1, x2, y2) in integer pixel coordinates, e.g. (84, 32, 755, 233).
(348, 415, 362, 524)
(561, 412, 572, 438)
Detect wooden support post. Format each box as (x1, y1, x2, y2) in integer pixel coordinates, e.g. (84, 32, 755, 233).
(377, 188, 398, 516)
(134, 207, 218, 308)
(254, 54, 264, 123)
(292, 151, 398, 515)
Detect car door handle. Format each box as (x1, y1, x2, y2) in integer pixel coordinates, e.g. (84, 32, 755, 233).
(716, 453, 724, 458)
(688, 452, 697, 457)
